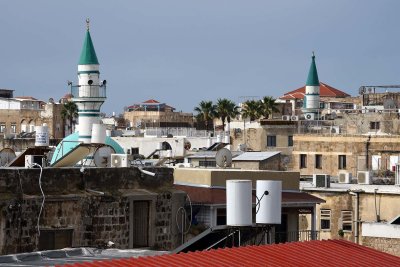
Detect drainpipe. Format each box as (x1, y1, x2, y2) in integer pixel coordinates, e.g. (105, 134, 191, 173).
(349, 190, 363, 244)
(365, 135, 371, 170)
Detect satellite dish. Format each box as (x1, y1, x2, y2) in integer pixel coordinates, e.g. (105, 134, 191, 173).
(283, 156, 290, 165)
(331, 111, 337, 119)
(216, 148, 232, 168)
(0, 148, 16, 167)
(93, 145, 115, 167)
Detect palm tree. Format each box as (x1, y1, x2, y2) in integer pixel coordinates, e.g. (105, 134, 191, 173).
(260, 96, 279, 119)
(194, 101, 216, 132)
(61, 101, 78, 135)
(215, 98, 233, 132)
(226, 101, 240, 132)
(241, 100, 262, 122)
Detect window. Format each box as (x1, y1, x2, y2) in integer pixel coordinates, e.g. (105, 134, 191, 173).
(39, 229, 73, 250)
(338, 155, 346, 169)
(370, 121, 380, 130)
(288, 136, 293, 147)
(10, 124, 16, 133)
(315, 154, 322, 169)
(199, 160, 216, 167)
(300, 154, 307, 168)
(320, 209, 331, 230)
(0, 123, 5, 133)
(267, 135, 276, 147)
(341, 211, 353, 232)
(216, 208, 226, 225)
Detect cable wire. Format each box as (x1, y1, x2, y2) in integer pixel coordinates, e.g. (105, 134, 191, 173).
(31, 163, 45, 236)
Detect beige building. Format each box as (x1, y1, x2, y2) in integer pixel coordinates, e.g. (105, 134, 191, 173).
(0, 90, 65, 140)
(300, 182, 400, 256)
(124, 99, 194, 129)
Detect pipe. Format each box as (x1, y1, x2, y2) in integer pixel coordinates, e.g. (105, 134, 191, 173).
(366, 135, 371, 170)
(350, 191, 361, 244)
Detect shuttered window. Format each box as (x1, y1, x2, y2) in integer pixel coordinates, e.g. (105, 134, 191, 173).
(341, 211, 353, 232)
(320, 209, 331, 230)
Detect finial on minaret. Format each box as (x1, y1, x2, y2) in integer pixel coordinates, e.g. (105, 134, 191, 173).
(312, 51, 315, 58)
(86, 18, 90, 31)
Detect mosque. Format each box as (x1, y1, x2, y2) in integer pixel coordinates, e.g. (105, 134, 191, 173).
(50, 20, 123, 166)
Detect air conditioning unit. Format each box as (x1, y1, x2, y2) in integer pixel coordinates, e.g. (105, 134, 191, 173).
(338, 171, 352, 184)
(313, 174, 330, 188)
(291, 115, 299, 121)
(110, 154, 132, 167)
(330, 126, 340, 134)
(357, 171, 371, 184)
(305, 113, 315, 120)
(282, 115, 290, 121)
(25, 155, 45, 168)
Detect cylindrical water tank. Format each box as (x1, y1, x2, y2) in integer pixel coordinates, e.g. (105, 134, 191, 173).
(206, 138, 212, 148)
(216, 135, 222, 142)
(91, 124, 106, 144)
(35, 126, 49, 147)
(226, 180, 252, 226)
(157, 142, 163, 150)
(166, 150, 172, 158)
(106, 129, 112, 137)
(256, 180, 282, 224)
(224, 135, 230, 144)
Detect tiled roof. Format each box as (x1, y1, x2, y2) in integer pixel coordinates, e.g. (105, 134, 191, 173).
(57, 240, 400, 267)
(280, 82, 350, 100)
(143, 99, 160, 103)
(174, 184, 324, 205)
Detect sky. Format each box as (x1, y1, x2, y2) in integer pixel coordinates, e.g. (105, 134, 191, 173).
(1, 1, 400, 115)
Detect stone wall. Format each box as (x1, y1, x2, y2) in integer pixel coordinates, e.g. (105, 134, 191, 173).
(0, 167, 185, 255)
(362, 236, 400, 256)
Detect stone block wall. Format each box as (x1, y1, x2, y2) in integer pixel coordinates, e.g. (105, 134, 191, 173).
(0, 167, 184, 255)
(362, 236, 400, 256)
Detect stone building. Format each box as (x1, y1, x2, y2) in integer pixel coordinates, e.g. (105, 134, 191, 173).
(124, 99, 194, 129)
(0, 167, 185, 254)
(300, 182, 400, 256)
(0, 89, 65, 140)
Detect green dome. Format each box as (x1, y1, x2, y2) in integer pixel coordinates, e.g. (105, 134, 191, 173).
(78, 30, 99, 65)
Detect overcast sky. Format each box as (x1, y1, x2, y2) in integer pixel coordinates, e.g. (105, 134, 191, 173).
(1, 1, 399, 115)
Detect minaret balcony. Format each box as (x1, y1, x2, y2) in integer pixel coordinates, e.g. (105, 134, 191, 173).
(71, 85, 106, 99)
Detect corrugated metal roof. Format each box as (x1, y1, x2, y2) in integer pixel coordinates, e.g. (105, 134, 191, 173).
(57, 240, 400, 267)
(232, 151, 281, 161)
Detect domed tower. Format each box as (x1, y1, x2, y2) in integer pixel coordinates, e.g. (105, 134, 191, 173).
(71, 19, 106, 143)
(303, 52, 320, 120)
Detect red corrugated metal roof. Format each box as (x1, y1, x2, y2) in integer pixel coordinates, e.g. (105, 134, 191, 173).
(280, 82, 350, 100)
(57, 240, 400, 267)
(174, 184, 324, 205)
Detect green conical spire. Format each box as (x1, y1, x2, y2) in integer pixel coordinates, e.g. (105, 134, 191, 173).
(306, 52, 319, 86)
(78, 20, 99, 65)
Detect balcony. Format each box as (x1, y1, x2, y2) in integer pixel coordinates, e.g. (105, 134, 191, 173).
(71, 85, 106, 99)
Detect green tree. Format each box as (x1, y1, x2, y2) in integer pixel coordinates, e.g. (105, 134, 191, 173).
(226, 100, 240, 131)
(61, 101, 78, 135)
(241, 100, 262, 122)
(194, 100, 216, 132)
(215, 98, 237, 132)
(260, 96, 279, 119)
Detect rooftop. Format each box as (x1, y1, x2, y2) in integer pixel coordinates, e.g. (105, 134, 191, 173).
(232, 151, 281, 161)
(301, 181, 400, 194)
(280, 82, 350, 100)
(56, 239, 400, 267)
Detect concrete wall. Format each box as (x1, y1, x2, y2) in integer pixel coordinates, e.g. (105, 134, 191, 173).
(0, 167, 185, 254)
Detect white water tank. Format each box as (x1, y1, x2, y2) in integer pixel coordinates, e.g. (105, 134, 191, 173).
(226, 180, 252, 226)
(166, 150, 173, 158)
(35, 126, 49, 147)
(256, 180, 282, 224)
(106, 129, 112, 137)
(157, 142, 163, 150)
(91, 124, 106, 144)
(224, 135, 230, 144)
(216, 135, 222, 143)
(206, 138, 212, 148)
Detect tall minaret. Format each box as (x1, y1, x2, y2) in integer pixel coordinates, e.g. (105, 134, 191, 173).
(72, 19, 106, 143)
(303, 52, 320, 119)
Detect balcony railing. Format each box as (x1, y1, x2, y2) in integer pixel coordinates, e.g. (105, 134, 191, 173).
(271, 230, 319, 244)
(71, 85, 106, 98)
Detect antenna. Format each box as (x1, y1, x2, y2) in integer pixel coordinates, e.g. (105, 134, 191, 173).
(216, 148, 232, 168)
(93, 145, 116, 167)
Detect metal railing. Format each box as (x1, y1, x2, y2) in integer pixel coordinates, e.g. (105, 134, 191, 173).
(269, 230, 319, 244)
(71, 85, 106, 98)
